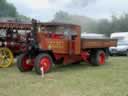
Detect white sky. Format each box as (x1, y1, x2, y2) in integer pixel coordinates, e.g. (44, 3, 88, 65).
(7, 0, 128, 21)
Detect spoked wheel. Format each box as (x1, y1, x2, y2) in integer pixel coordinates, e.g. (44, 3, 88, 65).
(0, 48, 14, 68)
(90, 50, 106, 66)
(17, 54, 34, 72)
(34, 54, 53, 75)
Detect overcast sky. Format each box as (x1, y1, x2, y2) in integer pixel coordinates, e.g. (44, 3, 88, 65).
(7, 0, 128, 21)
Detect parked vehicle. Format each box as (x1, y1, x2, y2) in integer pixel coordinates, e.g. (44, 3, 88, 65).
(110, 32, 128, 40)
(109, 40, 128, 56)
(16, 19, 117, 75)
(0, 22, 31, 68)
(109, 32, 128, 56)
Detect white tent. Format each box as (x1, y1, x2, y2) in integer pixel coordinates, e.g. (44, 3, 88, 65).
(81, 32, 106, 39)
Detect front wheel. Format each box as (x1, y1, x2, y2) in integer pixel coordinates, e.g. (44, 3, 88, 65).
(34, 54, 53, 75)
(90, 50, 106, 66)
(0, 48, 14, 68)
(17, 54, 34, 72)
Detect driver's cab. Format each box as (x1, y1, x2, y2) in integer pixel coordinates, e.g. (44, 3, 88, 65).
(37, 23, 81, 55)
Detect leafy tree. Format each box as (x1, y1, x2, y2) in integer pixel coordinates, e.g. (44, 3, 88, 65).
(0, 0, 17, 17)
(53, 11, 128, 36)
(0, 0, 30, 22)
(53, 11, 94, 32)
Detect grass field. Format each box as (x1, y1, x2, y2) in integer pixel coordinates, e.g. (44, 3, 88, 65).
(0, 57, 128, 96)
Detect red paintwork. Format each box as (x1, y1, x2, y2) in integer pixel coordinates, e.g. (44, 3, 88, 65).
(6, 39, 26, 54)
(37, 25, 81, 55)
(54, 54, 82, 64)
(99, 52, 105, 65)
(0, 22, 31, 55)
(81, 51, 90, 63)
(39, 57, 51, 73)
(22, 56, 33, 71)
(51, 33, 64, 39)
(53, 51, 91, 64)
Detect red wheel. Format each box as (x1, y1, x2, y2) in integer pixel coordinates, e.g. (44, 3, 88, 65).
(90, 50, 106, 66)
(34, 54, 53, 75)
(17, 54, 34, 72)
(99, 51, 105, 65)
(40, 57, 51, 73)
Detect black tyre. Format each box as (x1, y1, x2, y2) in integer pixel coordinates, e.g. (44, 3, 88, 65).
(72, 61, 81, 65)
(17, 54, 34, 72)
(90, 50, 106, 66)
(34, 54, 53, 75)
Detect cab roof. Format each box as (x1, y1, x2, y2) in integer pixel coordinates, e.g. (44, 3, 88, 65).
(39, 22, 80, 27)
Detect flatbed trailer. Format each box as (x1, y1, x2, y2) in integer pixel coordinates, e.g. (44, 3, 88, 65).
(81, 38, 117, 49)
(17, 20, 117, 75)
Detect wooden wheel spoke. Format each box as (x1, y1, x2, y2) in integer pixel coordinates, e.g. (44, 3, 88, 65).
(4, 59, 10, 64)
(0, 51, 3, 57)
(0, 48, 14, 68)
(5, 54, 10, 58)
(0, 59, 5, 65)
(0, 56, 2, 59)
(2, 50, 6, 56)
(1, 57, 10, 65)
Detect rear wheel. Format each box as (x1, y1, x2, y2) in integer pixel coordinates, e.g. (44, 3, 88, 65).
(34, 54, 53, 75)
(0, 48, 14, 68)
(17, 54, 34, 72)
(90, 50, 106, 66)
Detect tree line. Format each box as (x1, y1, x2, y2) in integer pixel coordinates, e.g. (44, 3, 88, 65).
(1, 0, 128, 36)
(53, 11, 128, 36)
(0, 0, 30, 22)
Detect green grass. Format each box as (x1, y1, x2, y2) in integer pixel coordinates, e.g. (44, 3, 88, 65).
(0, 57, 128, 96)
